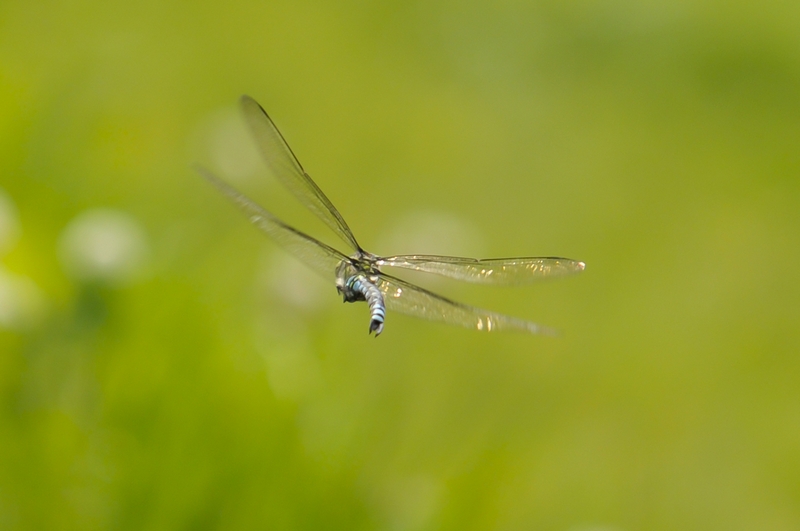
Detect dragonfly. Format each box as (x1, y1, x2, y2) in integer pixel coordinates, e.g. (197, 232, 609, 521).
(197, 96, 585, 337)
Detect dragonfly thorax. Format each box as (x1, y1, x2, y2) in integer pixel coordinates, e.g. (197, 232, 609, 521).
(335, 260, 377, 302)
(352, 250, 381, 275)
(335, 254, 380, 295)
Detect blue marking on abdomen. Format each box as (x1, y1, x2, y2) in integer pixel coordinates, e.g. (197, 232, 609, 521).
(346, 274, 386, 336)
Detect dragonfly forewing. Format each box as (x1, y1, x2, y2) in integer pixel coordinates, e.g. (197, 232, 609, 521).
(374, 272, 557, 336)
(375, 255, 585, 285)
(240, 95, 361, 252)
(198, 166, 350, 281)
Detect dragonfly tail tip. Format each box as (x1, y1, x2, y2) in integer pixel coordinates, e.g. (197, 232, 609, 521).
(369, 320, 384, 337)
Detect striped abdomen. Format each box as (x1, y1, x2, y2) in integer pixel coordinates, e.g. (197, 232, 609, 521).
(345, 274, 385, 336)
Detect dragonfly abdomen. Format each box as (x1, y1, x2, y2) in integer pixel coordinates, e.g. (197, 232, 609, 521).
(345, 274, 385, 336)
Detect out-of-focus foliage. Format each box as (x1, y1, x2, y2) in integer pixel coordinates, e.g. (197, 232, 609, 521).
(1, 1, 799, 530)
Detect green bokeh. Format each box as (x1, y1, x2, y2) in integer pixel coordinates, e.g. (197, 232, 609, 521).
(2, 1, 799, 529)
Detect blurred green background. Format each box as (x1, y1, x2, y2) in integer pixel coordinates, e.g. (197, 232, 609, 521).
(1, 1, 799, 529)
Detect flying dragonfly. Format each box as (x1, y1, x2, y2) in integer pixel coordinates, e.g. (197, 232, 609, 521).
(197, 96, 585, 337)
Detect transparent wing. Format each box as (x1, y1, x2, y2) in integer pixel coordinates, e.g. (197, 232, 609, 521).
(198, 166, 350, 281)
(374, 272, 557, 336)
(375, 255, 585, 285)
(240, 95, 361, 252)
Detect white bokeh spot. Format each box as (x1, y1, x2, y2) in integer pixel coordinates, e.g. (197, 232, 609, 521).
(59, 208, 149, 284)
